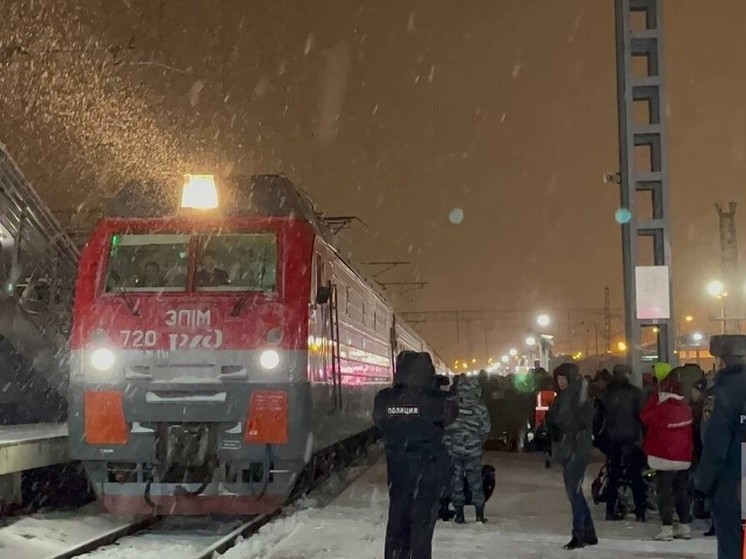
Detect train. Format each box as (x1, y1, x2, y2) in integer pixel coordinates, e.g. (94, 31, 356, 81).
(0, 145, 79, 425)
(68, 174, 448, 515)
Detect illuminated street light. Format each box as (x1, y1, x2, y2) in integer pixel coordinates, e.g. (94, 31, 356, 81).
(707, 280, 725, 298)
(617, 341, 628, 352)
(692, 332, 704, 343)
(525, 336, 537, 346)
(509, 348, 518, 357)
(501, 355, 509, 363)
(537, 314, 551, 328)
(685, 315, 694, 323)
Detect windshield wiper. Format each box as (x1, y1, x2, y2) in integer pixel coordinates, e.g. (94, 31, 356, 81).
(231, 248, 269, 317)
(110, 271, 140, 317)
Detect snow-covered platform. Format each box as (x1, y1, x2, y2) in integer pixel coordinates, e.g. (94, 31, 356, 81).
(0, 423, 68, 505)
(240, 452, 717, 559)
(0, 423, 68, 476)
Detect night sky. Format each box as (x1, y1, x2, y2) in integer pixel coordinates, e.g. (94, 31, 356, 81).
(1, 0, 744, 363)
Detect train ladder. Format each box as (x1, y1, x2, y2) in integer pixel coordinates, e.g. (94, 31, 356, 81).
(329, 283, 343, 411)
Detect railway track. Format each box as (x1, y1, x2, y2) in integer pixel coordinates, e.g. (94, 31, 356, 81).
(7, 442, 381, 559)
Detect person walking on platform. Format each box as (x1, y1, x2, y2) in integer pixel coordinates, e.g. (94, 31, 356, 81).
(373, 351, 457, 559)
(641, 375, 693, 541)
(599, 364, 647, 521)
(444, 375, 491, 524)
(695, 335, 746, 559)
(546, 362, 598, 550)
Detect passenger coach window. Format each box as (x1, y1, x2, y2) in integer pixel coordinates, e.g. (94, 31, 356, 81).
(196, 233, 277, 292)
(105, 234, 189, 292)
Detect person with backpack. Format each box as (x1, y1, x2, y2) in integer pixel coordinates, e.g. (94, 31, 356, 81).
(641, 374, 694, 541)
(599, 364, 647, 521)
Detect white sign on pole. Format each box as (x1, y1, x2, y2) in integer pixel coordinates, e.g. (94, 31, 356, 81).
(635, 266, 671, 320)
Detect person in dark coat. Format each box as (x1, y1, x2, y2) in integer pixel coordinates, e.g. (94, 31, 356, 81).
(444, 376, 491, 524)
(373, 351, 458, 559)
(695, 335, 746, 559)
(546, 362, 597, 550)
(690, 377, 707, 469)
(689, 377, 712, 530)
(591, 369, 613, 456)
(599, 364, 647, 521)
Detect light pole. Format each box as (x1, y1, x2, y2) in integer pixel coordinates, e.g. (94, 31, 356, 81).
(706, 280, 727, 334)
(534, 314, 552, 371)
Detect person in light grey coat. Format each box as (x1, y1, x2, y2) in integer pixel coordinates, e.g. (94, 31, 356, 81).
(444, 376, 491, 523)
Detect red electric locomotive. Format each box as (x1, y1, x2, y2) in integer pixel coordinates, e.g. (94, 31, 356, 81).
(68, 175, 445, 515)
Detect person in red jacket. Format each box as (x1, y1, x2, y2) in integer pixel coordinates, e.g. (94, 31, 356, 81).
(641, 375, 693, 541)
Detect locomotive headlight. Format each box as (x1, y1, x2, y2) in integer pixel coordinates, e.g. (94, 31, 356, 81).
(259, 349, 280, 370)
(90, 347, 116, 371)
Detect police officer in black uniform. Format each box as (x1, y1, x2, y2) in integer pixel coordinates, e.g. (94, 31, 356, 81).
(695, 335, 746, 559)
(374, 351, 457, 559)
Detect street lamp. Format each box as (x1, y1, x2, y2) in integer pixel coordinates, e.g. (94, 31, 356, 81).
(525, 336, 537, 346)
(501, 355, 509, 363)
(537, 314, 551, 328)
(509, 348, 518, 357)
(707, 280, 725, 298)
(692, 332, 704, 344)
(685, 315, 694, 323)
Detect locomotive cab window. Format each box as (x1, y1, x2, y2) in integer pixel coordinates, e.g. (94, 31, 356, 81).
(196, 233, 277, 292)
(105, 234, 189, 292)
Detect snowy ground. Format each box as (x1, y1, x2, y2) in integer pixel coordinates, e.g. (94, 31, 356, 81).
(77, 516, 245, 559)
(0, 504, 132, 559)
(223, 452, 718, 559)
(0, 447, 378, 559)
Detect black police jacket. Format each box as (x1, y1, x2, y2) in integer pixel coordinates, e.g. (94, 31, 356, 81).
(696, 364, 746, 495)
(373, 353, 457, 457)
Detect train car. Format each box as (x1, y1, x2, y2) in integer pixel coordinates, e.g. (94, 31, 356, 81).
(68, 174, 446, 516)
(0, 145, 79, 424)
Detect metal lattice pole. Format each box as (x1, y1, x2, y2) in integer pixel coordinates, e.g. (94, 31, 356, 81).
(615, 0, 675, 385)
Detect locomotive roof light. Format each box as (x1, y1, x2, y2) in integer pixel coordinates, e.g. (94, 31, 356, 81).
(181, 174, 219, 210)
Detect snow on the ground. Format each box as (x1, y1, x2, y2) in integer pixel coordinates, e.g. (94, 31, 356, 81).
(77, 516, 244, 559)
(0, 423, 67, 446)
(222, 452, 717, 559)
(0, 504, 130, 559)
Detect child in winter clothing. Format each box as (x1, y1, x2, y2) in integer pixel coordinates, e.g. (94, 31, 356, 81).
(641, 375, 694, 541)
(444, 376, 491, 524)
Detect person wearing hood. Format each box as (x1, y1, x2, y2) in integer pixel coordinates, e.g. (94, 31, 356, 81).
(641, 375, 693, 541)
(373, 351, 458, 559)
(598, 363, 647, 521)
(443, 375, 491, 524)
(695, 335, 746, 559)
(545, 362, 598, 550)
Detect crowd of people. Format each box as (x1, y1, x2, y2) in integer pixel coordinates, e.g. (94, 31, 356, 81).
(372, 333, 746, 559)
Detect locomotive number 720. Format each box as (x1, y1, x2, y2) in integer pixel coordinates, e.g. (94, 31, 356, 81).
(120, 330, 157, 348)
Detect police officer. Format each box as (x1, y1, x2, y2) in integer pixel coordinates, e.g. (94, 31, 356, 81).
(444, 375, 491, 523)
(695, 335, 746, 559)
(374, 351, 457, 559)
